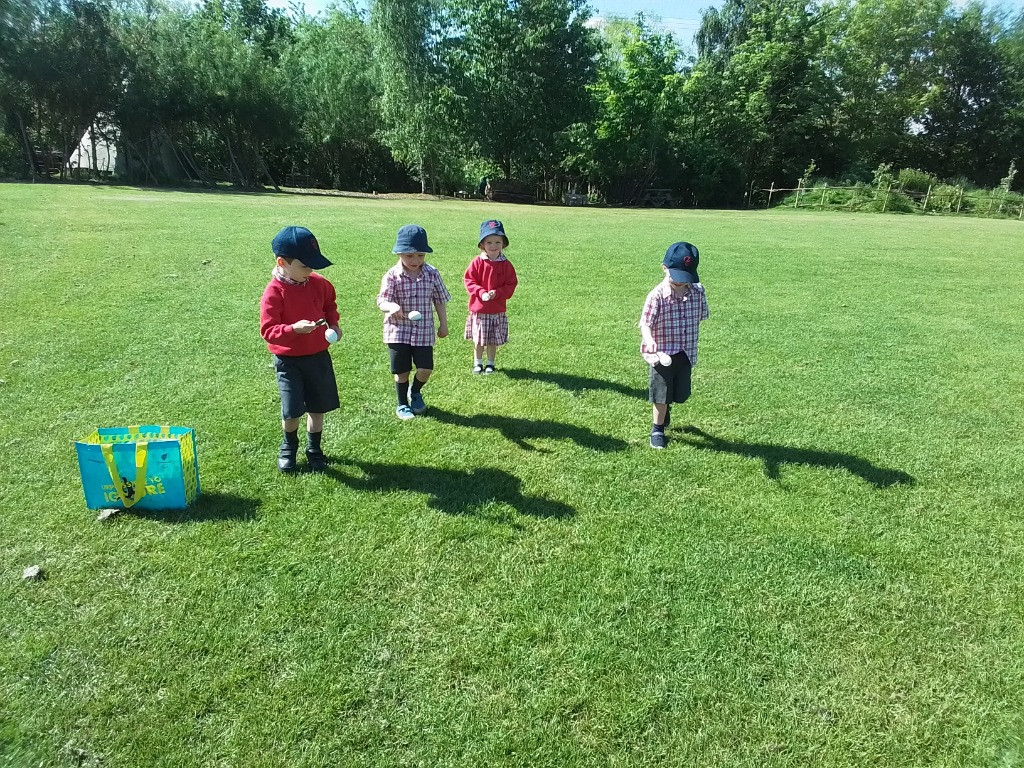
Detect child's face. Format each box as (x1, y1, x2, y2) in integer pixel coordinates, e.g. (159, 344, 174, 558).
(480, 235, 504, 259)
(398, 252, 425, 273)
(663, 266, 692, 294)
(278, 256, 314, 281)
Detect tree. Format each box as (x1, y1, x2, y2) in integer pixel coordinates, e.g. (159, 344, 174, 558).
(283, 4, 394, 190)
(370, 0, 466, 193)
(567, 15, 683, 202)
(451, 0, 599, 184)
(690, 0, 840, 190)
(913, 2, 1012, 183)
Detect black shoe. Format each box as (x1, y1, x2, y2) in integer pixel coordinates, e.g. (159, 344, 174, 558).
(278, 444, 298, 472)
(483, 363, 496, 375)
(306, 448, 328, 472)
(649, 431, 666, 449)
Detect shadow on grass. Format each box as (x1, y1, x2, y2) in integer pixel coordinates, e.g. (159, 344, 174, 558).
(428, 407, 628, 452)
(327, 461, 575, 519)
(131, 492, 260, 524)
(501, 367, 646, 400)
(679, 427, 915, 489)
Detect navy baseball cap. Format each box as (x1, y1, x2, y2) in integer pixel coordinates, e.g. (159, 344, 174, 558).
(478, 219, 508, 247)
(271, 226, 332, 269)
(393, 224, 432, 254)
(663, 242, 700, 283)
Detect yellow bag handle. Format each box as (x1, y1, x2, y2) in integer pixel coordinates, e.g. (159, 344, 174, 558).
(100, 441, 149, 508)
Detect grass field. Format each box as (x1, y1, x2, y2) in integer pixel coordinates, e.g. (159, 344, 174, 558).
(2, 183, 1023, 767)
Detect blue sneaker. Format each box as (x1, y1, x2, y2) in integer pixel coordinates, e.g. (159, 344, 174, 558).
(409, 391, 427, 414)
(396, 405, 415, 420)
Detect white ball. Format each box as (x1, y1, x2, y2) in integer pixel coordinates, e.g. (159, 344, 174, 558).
(325, 328, 339, 343)
(408, 310, 423, 322)
(657, 352, 672, 366)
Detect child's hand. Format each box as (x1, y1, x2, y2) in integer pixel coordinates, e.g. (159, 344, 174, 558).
(437, 323, 449, 338)
(385, 307, 405, 321)
(292, 320, 318, 334)
(480, 290, 493, 301)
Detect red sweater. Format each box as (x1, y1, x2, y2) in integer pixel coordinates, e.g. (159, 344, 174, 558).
(260, 273, 339, 356)
(464, 255, 518, 314)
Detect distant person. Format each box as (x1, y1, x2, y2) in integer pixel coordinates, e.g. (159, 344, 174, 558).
(260, 226, 341, 472)
(464, 219, 518, 374)
(478, 176, 488, 196)
(639, 242, 709, 449)
(376, 225, 451, 420)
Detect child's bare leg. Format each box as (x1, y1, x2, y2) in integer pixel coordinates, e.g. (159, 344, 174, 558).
(485, 344, 497, 363)
(413, 368, 432, 384)
(307, 413, 324, 432)
(652, 403, 668, 426)
(283, 417, 301, 432)
(394, 372, 410, 384)
(474, 343, 485, 361)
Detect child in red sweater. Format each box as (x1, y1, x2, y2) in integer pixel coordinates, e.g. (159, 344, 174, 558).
(260, 226, 341, 472)
(463, 219, 518, 374)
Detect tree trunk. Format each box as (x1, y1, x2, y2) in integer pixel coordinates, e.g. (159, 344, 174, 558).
(419, 155, 427, 194)
(15, 112, 36, 182)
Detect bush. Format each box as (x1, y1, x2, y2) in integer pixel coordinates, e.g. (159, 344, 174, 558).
(898, 168, 938, 195)
(0, 131, 24, 178)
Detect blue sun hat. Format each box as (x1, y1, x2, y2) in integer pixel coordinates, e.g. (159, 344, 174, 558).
(272, 226, 332, 269)
(478, 219, 508, 247)
(393, 224, 433, 254)
(663, 241, 700, 283)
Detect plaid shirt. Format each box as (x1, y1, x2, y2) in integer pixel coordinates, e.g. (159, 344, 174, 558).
(640, 281, 709, 365)
(377, 262, 451, 345)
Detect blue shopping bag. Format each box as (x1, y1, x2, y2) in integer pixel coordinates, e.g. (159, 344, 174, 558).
(75, 425, 201, 510)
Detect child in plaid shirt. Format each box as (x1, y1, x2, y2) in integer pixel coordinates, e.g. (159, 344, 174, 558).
(640, 242, 709, 449)
(377, 224, 451, 420)
(464, 219, 518, 374)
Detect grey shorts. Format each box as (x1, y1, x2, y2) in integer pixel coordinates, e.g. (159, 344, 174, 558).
(273, 351, 340, 419)
(648, 351, 692, 405)
(388, 343, 434, 374)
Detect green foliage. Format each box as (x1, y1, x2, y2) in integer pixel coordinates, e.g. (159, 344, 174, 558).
(1000, 159, 1017, 193)
(897, 167, 938, 194)
(0, 128, 21, 176)
(568, 14, 682, 202)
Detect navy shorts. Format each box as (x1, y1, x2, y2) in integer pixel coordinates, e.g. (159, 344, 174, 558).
(273, 350, 340, 419)
(388, 343, 434, 374)
(648, 351, 692, 405)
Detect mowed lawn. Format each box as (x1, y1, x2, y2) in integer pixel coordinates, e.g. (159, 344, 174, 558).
(2, 183, 1023, 767)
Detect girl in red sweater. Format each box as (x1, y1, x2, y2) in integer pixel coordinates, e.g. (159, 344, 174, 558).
(463, 219, 518, 374)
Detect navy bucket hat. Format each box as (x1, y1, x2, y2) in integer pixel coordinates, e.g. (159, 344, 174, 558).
(272, 226, 332, 269)
(393, 224, 433, 254)
(663, 241, 700, 283)
(478, 219, 508, 247)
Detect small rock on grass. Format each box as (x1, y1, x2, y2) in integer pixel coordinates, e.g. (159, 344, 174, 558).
(22, 565, 44, 581)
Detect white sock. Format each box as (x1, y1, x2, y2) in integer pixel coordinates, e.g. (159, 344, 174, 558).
(474, 358, 482, 366)
(486, 359, 495, 366)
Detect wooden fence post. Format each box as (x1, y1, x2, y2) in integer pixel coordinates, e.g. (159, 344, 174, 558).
(767, 182, 775, 208)
(882, 181, 892, 212)
(820, 183, 828, 209)
(956, 187, 963, 214)
(795, 182, 802, 208)
(923, 184, 932, 212)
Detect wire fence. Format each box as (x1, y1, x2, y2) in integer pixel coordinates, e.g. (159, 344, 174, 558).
(760, 181, 1024, 220)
